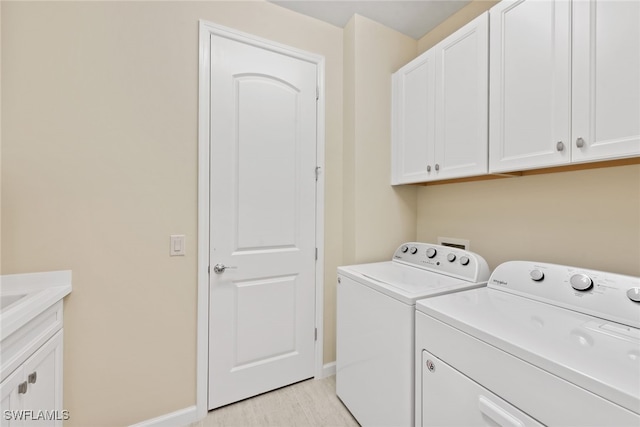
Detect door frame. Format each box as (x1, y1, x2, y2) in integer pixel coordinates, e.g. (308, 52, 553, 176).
(196, 20, 325, 419)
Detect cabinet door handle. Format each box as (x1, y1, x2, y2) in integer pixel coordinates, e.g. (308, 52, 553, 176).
(576, 137, 585, 148)
(18, 381, 28, 394)
(435, 163, 440, 171)
(556, 141, 565, 151)
(426, 165, 431, 172)
(28, 372, 37, 384)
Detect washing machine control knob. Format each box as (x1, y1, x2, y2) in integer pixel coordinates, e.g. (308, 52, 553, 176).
(570, 274, 593, 291)
(410, 246, 418, 255)
(627, 288, 640, 303)
(446, 253, 456, 262)
(426, 248, 437, 258)
(400, 245, 409, 253)
(460, 256, 470, 266)
(530, 270, 545, 281)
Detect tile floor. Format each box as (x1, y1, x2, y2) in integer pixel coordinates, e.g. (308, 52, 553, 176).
(190, 376, 360, 427)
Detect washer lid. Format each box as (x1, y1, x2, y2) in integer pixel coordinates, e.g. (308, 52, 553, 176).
(417, 287, 640, 415)
(338, 261, 485, 305)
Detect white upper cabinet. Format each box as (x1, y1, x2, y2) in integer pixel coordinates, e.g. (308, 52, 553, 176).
(434, 13, 489, 180)
(489, 0, 572, 173)
(571, 0, 640, 162)
(392, 13, 488, 184)
(391, 50, 435, 184)
(490, 0, 640, 173)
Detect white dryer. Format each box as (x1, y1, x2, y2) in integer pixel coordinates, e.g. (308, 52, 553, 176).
(336, 242, 490, 427)
(415, 261, 640, 426)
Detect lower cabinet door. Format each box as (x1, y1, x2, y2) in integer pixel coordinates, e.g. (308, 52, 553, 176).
(420, 350, 543, 427)
(22, 331, 63, 427)
(0, 331, 63, 427)
(1, 368, 25, 427)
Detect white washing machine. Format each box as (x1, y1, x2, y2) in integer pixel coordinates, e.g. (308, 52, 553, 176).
(415, 261, 640, 427)
(336, 242, 490, 427)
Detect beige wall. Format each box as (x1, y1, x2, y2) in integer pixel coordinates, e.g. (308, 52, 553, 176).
(342, 14, 418, 267)
(332, 14, 417, 361)
(417, 165, 640, 275)
(1, 1, 342, 425)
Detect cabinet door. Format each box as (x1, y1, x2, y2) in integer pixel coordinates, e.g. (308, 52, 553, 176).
(22, 331, 63, 427)
(1, 368, 25, 427)
(434, 12, 488, 180)
(572, 0, 640, 162)
(489, 0, 571, 173)
(391, 50, 435, 184)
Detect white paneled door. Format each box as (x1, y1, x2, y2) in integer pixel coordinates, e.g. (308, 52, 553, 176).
(206, 32, 318, 410)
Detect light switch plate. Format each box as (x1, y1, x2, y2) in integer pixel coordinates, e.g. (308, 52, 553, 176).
(170, 235, 186, 256)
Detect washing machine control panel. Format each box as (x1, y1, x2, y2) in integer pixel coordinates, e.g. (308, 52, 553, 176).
(393, 242, 490, 283)
(489, 261, 640, 329)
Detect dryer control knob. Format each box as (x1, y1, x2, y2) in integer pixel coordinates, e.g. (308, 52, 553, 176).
(627, 288, 640, 303)
(460, 256, 470, 266)
(570, 274, 593, 291)
(400, 245, 409, 253)
(447, 253, 456, 262)
(530, 270, 545, 281)
(410, 247, 418, 255)
(426, 248, 437, 258)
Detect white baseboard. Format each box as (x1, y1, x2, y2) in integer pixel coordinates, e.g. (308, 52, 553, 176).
(129, 405, 198, 427)
(132, 363, 336, 427)
(321, 361, 336, 378)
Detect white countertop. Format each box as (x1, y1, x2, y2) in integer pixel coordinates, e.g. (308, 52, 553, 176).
(0, 270, 72, 340)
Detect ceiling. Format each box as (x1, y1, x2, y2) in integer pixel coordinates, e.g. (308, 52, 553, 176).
(269, 1, 471, 40)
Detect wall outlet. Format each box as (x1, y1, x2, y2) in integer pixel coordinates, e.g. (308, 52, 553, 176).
(437, 237, 470, 250)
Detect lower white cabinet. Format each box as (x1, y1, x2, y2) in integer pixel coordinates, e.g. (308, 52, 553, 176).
(1, 331, 63, 427)
(1, 271, 71, 427)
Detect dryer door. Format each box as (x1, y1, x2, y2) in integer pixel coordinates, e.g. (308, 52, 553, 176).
(420, 350, 543, 427)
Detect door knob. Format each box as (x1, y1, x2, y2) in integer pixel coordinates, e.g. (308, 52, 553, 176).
(556, 141, 565, 151)
(213, 263, 237, 274)
(576, 137, 585, 148)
